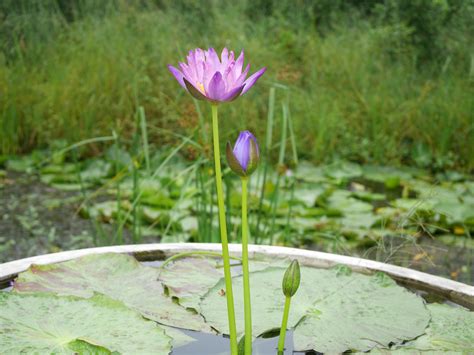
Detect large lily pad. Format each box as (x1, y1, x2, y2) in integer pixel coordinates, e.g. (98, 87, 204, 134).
(292, 272, 429, 353)
(0, 292, 171, 354)
(158, 256, 275, 310)
(394, 303, 474, 352)
(13, 253, 210, 332)
(200, 266, 430, 353)
(158, 257, 223, 310)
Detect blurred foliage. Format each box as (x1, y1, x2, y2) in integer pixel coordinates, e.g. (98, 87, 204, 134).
(0, 0, 473, 170)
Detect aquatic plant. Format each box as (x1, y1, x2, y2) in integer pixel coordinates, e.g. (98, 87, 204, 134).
(278, 259, 301, 353)
(227, 130, 260, 354)
(169, 47, 266, 355)
(168, 48, 266, 103)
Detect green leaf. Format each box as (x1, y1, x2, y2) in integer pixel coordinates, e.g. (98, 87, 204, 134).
(199, 265, 429, 353)
(328, 190, 374, 214)
(14, 253, 211, 333)
(80, 159, 113, 182)
(67, 339, 115, 354)
(158, 257, 223, 310)
(0, 292, 171, 354)
(323, 161, 363, 181)
(394, 303, 474, 352)
(158, 256, 274, 311)
(351, 190, 386, 202)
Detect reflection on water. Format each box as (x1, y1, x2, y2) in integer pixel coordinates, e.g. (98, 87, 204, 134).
(171, 329, 314, 355)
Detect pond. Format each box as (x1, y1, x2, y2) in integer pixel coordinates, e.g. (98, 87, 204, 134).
(1, 158, 473, 285)
(0, 246, 472, 353)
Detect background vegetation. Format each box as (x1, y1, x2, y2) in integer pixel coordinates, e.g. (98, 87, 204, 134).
(1, 0, 473, 170)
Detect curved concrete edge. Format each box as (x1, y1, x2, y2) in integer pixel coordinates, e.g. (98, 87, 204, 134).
(0, 243, 472, 309)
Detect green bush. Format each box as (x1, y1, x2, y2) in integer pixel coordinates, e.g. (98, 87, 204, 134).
(0, 0, 472, 170)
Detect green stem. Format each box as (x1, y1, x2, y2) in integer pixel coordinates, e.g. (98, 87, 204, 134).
(212, 104, 238, 355)
(278, 296, 291, 353)
(241, 177, 252, 355)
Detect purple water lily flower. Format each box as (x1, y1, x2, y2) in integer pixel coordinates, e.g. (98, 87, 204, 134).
(226, 131, 260, 177)
(168, 48, 266, 103)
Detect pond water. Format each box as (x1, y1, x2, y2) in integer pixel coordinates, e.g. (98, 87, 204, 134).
(171, 329, 310, 355)
(0, 257, 471, 354)
(0, 280, 320, 354)
(139, 260, 461, 355)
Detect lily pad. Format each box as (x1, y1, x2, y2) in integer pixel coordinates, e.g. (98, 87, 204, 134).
(0, 292, 171, 354)
(158, 257, 223, 310)
(199, 266, 429, 353)
(328, 190, 374, 214)
(323, 161, 363, 181)
(13, 253, 211, 332)
(158, 257, 275, 310)
(394, 303, 474, 352)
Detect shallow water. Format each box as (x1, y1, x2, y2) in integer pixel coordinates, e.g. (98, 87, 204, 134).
(171, 329, 310, 355)
(1, 259, 469, 354)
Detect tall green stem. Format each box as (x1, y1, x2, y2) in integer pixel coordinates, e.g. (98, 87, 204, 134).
(278, 296, 291, 353)
(211, 104, 238, 355)
(241, 177, 252, 354)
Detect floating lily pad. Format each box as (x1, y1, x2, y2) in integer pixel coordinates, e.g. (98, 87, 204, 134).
(14, 253, 211, 332)
(394, 303, 474, 352)
(0, 292, 171, 354)
(158, 257, 223, 310)
(292, 271, 429, 353)
(159, 257, 275, 310)
(323, 161, 363, 181)
(392, 198, 435, 212)
(328, 190, 374, 214)
(199, 266, 429, 353)
(351, 190, 386, 202)
(80, 159, 113, 182)
(338, 212, 380, 229)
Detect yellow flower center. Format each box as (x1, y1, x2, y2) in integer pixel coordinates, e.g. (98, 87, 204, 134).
(197, 82, 205, 94)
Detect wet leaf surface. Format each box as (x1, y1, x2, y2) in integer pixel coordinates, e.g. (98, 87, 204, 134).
(392, 303, 474, 352)
(4, 254, 474, 353)
(14, 253, 211, 332)
(0, 292, 171, 354)
(200, 265, 430, 353)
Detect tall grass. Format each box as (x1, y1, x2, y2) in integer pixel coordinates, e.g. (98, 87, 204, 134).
(0, 0, 473, 170)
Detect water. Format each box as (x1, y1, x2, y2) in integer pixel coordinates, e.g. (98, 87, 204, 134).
(171, 329, 313, 355)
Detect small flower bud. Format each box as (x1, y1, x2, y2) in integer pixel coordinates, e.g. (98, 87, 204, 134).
(226, 131, 260, 177)
(282, 260, 300, 297)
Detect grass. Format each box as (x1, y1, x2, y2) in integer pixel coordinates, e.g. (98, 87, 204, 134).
(0, 0, 473, 170)
(0, 0, 472, 283)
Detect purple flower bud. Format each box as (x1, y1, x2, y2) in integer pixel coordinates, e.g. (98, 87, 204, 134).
(168, 48, 266, 104)
(226, 131, 260, 177)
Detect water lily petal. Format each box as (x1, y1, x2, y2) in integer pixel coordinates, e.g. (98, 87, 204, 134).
(183, 78, 207, 101)
(221, 48, 229, 68)
(226, 142, 246, 176)
(234, 63, 251, 87)
(222, 85, 245, 102)
(233, 50, 245, 78)
(241, 67, 267, 95)
(233, 131, 253, 170)
(206, 48, 220, 71)
(207, 72, 226, 101)
(167, 65, 186, 88)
